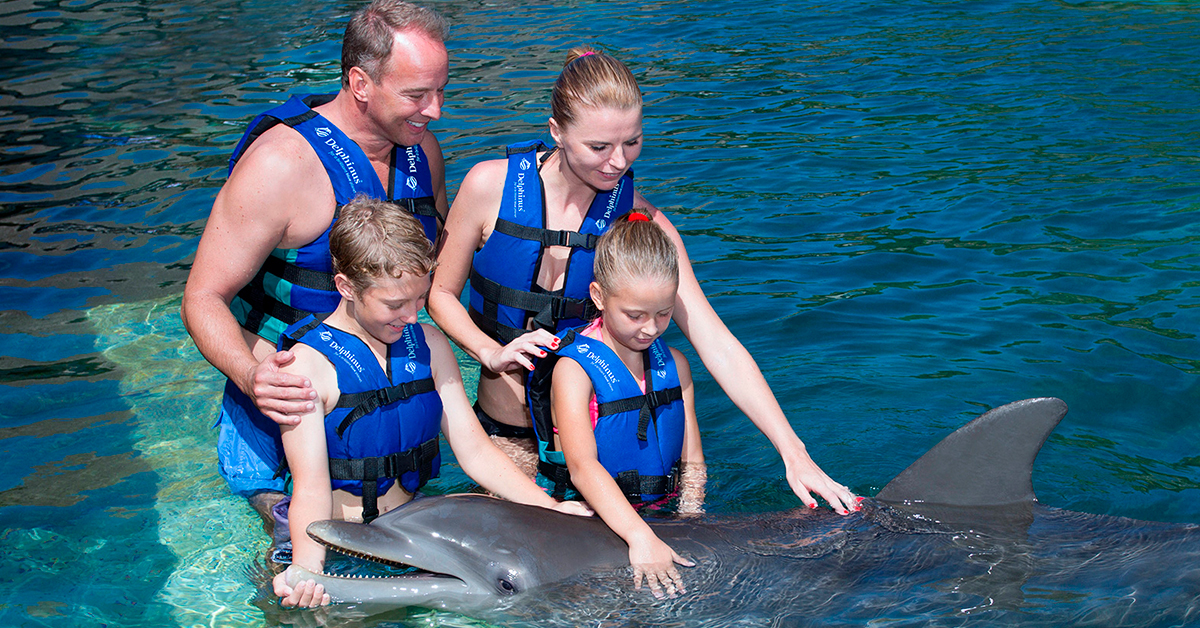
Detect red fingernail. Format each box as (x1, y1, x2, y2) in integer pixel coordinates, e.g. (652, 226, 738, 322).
(856, 496, 865, 504)
(809, 503, 817, 509)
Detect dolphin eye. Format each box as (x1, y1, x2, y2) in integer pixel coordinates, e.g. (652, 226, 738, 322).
(497, 578, 517, 595)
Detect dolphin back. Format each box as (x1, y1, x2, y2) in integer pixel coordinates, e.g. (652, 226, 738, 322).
(876, 397, 1067, 506)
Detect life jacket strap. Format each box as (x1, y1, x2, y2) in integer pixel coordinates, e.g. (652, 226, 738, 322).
(335, 377, 437, 437)
(537, 459, 573, 501)
(468, 268, 597, 340)
(493, 218, 602, 250)
(327, 436, 440, 523)
(390, 196, 440, 220)
(613, 462, 681, 502)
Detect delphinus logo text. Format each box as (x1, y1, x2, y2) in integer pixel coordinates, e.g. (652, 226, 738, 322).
(323, 137, 363, 186)
(324, 336, 365, 375)
(573, 341, 619, 388)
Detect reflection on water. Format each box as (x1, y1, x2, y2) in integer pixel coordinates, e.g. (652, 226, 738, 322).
(1, 0, 1199, 626)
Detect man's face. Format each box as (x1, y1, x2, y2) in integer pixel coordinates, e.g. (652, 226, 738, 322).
(368, 29, 449, 147)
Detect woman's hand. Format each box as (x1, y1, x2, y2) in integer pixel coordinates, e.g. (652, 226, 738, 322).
(273, 566, 331, 608)
(628, 530, 694, 599)
(477, 329, 561, 373)
(784, 453, 859, 515)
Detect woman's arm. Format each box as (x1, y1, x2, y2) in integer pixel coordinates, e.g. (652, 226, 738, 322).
(553, 358, 693, 599)
(640, 193, 857, 515)
(425, 325, 589, 515)
(427, 161, 560, 373)
(271, 346, 338, 607)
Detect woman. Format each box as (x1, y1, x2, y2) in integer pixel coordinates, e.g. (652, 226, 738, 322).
(428, 47, 857, 515)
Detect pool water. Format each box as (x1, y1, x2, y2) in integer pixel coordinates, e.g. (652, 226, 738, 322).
(1, 0, 1198, 626)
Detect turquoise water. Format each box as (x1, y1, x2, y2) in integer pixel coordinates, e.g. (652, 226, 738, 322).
(2, 0, 1198, 625)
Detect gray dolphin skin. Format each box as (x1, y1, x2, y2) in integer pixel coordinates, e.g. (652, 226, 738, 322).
(287, 398, 1200, 625)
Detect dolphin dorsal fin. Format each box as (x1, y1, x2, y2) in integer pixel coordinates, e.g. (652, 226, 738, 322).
(876, 397, 1067, 507)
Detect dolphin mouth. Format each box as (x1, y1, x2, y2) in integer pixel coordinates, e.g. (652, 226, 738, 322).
(301, 519, 473, 591)
(311, 536, 466, 585)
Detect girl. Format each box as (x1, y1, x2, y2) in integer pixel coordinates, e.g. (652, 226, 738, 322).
(271, 195, 587, 608)
(532, 213, 703, 599)
(428, 46, 857, 515)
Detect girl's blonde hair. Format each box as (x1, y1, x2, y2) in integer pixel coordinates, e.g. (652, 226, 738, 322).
(330, 194, 436, 295)
(593, 213, 678, 296)
(551, 46, 642, 128)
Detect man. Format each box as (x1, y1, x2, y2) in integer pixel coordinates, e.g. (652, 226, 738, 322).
(181, 0, 449, 524)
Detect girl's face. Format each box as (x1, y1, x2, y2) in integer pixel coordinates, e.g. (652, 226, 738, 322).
(549, 105, 643, 192)
(337, 271, 431, 345)
(591, 276, 677, 354)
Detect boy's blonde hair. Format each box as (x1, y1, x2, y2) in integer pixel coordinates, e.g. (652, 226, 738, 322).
(330, 194, 436, 295)
(551, 46, 642, 128)
(593, 213, 678, 297)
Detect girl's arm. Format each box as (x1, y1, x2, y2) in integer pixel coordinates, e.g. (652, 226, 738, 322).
(427, 161, 560, 374)
(552, 358, 694, 599)
(639, 192, 857, 515)
(272, 346, 338, 608)
(424, 325, 589, 516)
(672, 347, 706, 515)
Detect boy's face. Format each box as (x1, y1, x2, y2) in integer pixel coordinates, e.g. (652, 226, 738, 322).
(351, 271, 432, 345)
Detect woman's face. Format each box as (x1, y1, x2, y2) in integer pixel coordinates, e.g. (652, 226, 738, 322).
(550, 105, 643, 192)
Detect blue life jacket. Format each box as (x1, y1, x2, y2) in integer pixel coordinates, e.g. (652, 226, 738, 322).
(527, 326, 684, 502)
(468, 141, 634, 344)
(229, 94, 440, 345)
(280, 314, 442, 523)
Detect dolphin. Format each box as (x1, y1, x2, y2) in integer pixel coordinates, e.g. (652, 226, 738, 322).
(285, 398, 1200, 625)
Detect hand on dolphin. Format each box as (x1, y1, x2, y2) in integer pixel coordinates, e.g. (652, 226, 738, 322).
(550, 499, 594, 517)
(274, 565, 331, 608)
(629, 530, 694, 599)
(783, 448, 858, 515)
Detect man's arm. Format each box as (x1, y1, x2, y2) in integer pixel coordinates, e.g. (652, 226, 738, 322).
(181, 128, 329, 424)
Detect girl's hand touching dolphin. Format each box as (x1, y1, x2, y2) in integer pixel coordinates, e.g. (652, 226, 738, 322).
(628, 529, 694, 599)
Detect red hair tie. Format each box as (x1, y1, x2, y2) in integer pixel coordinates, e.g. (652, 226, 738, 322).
(627, 212, 650, 222)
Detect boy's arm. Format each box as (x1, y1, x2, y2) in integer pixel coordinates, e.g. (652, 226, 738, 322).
(423, 325, 588, 515)
(272, 345, 337, 607)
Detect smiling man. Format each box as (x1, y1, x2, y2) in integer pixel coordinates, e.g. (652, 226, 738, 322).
(180, 1, 450, 525)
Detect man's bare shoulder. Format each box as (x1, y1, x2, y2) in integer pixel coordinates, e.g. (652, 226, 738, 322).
(230, 123, 324, 184)
(217, 123, 336, 246)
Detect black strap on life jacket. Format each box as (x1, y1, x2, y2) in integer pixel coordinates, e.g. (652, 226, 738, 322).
(468, 267, 598, 344)
(594, 350, 683, 441)
(327, 436, 440, 523)
(279, 316, 438, 438)
(332, 378, 437, 438)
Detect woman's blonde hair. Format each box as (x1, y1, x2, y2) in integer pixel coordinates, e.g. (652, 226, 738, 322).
(330, 194, 436, 295)
(593, 213, 678, 297)
(551, 46, 642, 128)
